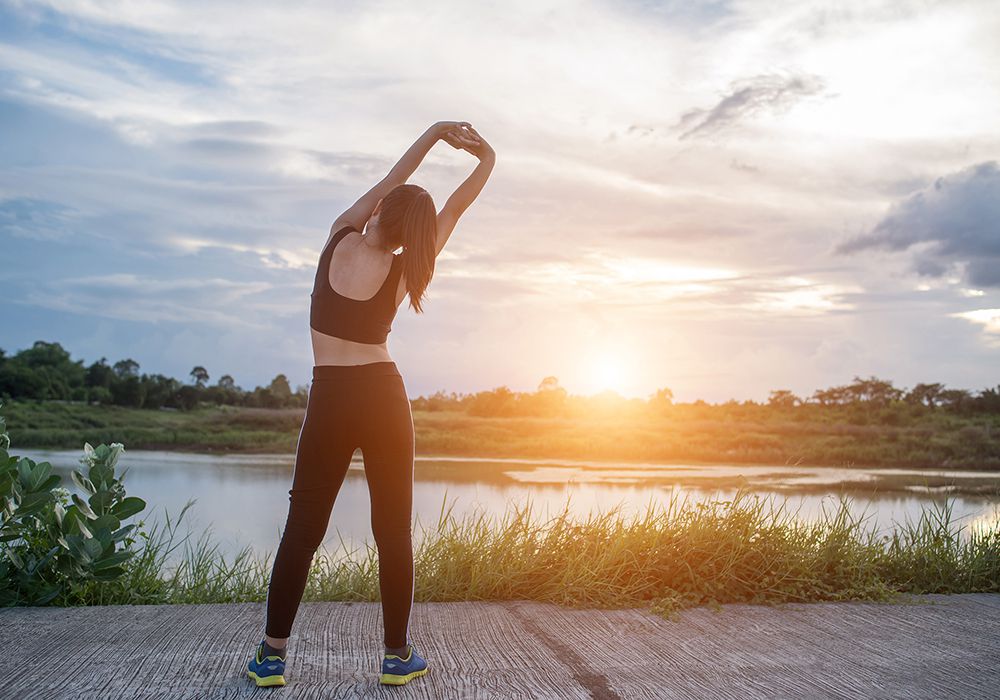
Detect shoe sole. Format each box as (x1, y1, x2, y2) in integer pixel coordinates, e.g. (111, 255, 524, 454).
(249, 670, 287, 687)
(379, 666, 429, 685)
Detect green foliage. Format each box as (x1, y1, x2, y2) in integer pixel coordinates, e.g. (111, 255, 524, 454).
(0, 400, 147, 605)
(0, 340, 306, 410)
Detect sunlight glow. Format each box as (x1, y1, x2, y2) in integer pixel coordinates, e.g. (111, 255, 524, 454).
(583, 349, 632, 396)
(601, 257, 738, 284)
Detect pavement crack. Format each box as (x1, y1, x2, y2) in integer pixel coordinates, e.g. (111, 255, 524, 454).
(508, 602, 622, 700)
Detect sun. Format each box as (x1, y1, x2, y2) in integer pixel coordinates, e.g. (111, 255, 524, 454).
(586, 351, 630, 395)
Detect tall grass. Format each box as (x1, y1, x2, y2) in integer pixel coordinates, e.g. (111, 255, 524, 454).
(85, 489, 999, 617)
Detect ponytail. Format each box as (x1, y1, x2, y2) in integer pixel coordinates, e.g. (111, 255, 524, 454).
(401, 190, 437, 313)
(377, 184, 438, 313)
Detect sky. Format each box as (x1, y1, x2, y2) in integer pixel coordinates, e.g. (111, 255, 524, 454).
(1, 0, 999, 401)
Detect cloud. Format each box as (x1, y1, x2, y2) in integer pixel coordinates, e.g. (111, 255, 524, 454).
(837, 161, 1000, 287)
(20, 273, 275, 327)
(0, 198, 79, 241)
(675, 73, 826, 140)
(952, 308, 1000, 335)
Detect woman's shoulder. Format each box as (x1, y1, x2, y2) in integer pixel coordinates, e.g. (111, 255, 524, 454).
(331, 219, 358, 235)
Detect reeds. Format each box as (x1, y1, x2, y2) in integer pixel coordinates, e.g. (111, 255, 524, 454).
(83, 489, 999, 617)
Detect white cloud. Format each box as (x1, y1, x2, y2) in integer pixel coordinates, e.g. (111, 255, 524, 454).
(953, 308, 1000, 334)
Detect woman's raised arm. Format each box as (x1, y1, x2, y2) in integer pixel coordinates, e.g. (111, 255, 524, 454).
(332, 121, 470, 233)
(434, 126, 496, 257)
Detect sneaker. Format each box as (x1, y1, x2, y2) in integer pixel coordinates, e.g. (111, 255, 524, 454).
(247, 639, 287, 687)
(379, 642, 429, 685)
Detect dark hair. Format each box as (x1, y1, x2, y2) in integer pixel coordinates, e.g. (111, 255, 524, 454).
(377, 183, 437, 313)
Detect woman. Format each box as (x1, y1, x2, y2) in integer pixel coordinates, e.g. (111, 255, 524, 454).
(247, 121, 495, 688)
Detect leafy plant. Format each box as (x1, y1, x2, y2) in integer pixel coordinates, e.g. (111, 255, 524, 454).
(0, 399, 146, 605)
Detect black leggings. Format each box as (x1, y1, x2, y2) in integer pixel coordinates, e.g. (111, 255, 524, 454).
(265, 362, 415, 647)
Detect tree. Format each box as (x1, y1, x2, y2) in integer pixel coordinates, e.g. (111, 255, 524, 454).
(190, 366, 209, 387)
(468, 386, 515, 417)
(111, 375, 145, 408)
(113, 359, 140, 378)
(650, 387, 674, 409)
(538, 376, 561, 392)
(906, 383, 944, 408)
(939, 389, 972, 412)
(845, 376, 904, 406)
(268, 374, 292, 407)
(768, 390, 800, 408)
(141, 374, 180, 409)
(217, 374, 236, 390)
(0, 341, 85, 399)
(85, 357, 115, 389)
(176, 384, 199, 410)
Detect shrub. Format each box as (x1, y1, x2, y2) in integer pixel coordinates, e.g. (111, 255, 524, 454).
(0, 400, 146, 605)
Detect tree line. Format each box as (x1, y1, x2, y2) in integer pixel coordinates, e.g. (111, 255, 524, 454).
(413, 375, 1000, 419)
(0, 341, 305, 409)
(2, 340, 998, 419)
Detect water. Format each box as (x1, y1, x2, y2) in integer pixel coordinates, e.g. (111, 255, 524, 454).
(17, 449, 1000, 560)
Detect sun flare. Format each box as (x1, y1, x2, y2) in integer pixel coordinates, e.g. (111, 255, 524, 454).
(585, 350, 631, 396)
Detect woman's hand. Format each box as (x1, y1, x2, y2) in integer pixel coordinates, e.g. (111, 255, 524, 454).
(433, 121, 471, 140)
(459, 125, 494, 161)
(441, 125, 478, 152)
(441, 124, 494, 161)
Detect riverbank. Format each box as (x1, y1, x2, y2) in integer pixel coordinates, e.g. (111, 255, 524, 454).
(5, 400, 1000, 470)
(2, 594, 997, 698)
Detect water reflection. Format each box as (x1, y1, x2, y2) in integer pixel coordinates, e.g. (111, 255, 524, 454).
(17, 449, 1000, 560)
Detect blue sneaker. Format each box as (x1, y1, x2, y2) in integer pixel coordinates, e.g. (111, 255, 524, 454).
(247, 639, 287, 687)
(380, 642, 429, 685)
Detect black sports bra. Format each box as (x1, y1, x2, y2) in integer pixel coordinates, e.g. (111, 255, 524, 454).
(310, 226, 404, 344)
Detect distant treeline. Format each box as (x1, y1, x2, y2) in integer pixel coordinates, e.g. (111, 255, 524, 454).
(0, 341, 305, 410)
(413, 375, 1000, 423)
(2, 340, 999, 420)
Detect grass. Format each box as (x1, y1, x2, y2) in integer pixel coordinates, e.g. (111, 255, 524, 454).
(73, 488, 1000, 617)
(6, 400, 1000, 469)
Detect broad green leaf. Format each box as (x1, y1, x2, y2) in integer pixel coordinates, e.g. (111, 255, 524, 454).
(88, 464, 110, 489)
(112, 496, 146, 520)
(94, 551, 133, 571)
(90, 513, 121, 534)
(89, 490, 114, 514)
(62, 506, 81, 534)
(83, 537, 103, 561)
(111, 524, 135, 542)
(75, 516, 93, 539)
(17, 490, 53, 516)
(28, 461, 52, 491)
(16, 457, 34, 488)
(71, 470, 95, 495)
(72, 493, 97, 519)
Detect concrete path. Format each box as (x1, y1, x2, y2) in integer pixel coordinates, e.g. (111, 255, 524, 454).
(1, 594, 998, 699)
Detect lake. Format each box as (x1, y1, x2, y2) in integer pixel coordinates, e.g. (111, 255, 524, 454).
(17, 449, 1000, 561)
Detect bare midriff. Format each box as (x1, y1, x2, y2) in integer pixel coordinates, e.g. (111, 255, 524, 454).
(310, 328, 393, 366)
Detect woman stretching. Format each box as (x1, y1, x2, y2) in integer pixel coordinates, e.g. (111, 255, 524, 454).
(247, 121, 495, 687)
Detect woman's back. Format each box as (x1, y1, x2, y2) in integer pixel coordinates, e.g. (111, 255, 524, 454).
(310, 226, 409, 366)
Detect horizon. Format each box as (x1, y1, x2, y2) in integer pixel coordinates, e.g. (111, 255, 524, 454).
(3, 1, 1000, 402)
(3, 337, 997, 404)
